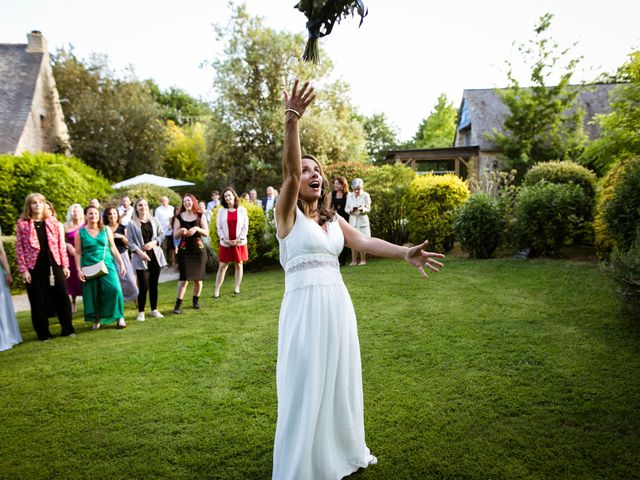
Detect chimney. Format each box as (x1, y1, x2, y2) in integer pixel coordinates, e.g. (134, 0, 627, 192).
(26, 30, 48, 53)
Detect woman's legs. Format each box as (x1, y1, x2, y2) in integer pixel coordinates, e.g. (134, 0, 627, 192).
(214, 262, 229, 297)
(136, 270, 150, 312)
(148, 260, 161, 311)
(176, 280, 189, 300)
(358, 251, 367, 265)
(234, 262, 243, 293)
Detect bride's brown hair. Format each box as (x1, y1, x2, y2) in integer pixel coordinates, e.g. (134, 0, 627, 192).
(297, 154, 335, 226)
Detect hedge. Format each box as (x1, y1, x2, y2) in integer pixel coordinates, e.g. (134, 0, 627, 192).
(595, 156, 640, 256)
(513, 181, 588, 257)
(1, 236, 23, 294)
(610, 236, 640, 317)
(454, 193, 505, 259)
(0, 152, 113, 234)
(107, 184, 183, 211)
(405, 174, 470, 251)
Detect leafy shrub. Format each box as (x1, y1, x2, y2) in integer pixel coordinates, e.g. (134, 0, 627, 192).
(609, 234, 640, 317)
(405, 174, 470, 251)
(107, 184, 182, 211)
(0, 153, 113, 234)
(454, 193, 506, 259)
(1, 236, 23, 294)
(610, 240, 640, 316)
(595, 156, 640, 256)
(208, 202, 267, 265)
(524, 160, 598, 226)
(363, 164, 416, 244)
(513, 181, 587, 257)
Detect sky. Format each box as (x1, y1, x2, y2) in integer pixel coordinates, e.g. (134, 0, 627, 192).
(2, 0, 639, 140)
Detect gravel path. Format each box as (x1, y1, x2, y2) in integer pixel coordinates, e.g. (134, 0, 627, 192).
(11, 269, 180, 313)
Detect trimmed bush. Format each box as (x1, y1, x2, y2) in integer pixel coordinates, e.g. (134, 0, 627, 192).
(208, 202, 267, 265)
(595, 156, 640, 256)
(363, 164, 416, 244)
(107, 184, 182, 211)
(0, 153, 113, 234)
(524, 160, 597, 201)
(405, 174, 470, 251)
(610, 235, 640, 317)
(454, 193, 506, 259)
(524, 161, 598, 241)
(513, 181, 587, 257)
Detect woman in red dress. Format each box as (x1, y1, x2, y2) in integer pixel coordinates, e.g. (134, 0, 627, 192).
(213, 188, 249, 298)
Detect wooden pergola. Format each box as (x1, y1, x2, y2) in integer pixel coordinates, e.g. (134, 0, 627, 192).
(385, 146, 480, 179)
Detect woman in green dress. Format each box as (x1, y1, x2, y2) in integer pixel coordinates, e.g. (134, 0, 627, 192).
(74, 205, 127, 329)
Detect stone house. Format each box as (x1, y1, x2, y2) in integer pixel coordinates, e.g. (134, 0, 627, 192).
(386, 83, 617, 178)
(0, 31, 70, 155)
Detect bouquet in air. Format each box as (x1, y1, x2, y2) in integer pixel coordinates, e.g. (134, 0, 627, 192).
(295, 0, 368, 63)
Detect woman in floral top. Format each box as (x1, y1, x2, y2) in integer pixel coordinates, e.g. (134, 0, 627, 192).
(172, 194, 209, 313)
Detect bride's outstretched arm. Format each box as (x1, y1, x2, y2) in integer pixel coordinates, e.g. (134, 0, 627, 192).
(276, 79, 315, 238)
(338, 217, 445, 278)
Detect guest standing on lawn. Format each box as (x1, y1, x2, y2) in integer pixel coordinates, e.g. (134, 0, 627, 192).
(64, 203, 85, 313)
(103, 207, 139, 304)
(127, 198, 167, 321)
(75, 205, 126, 330)
(0, 227, 22, 351)
(172, 194, 208, 313)
(16, 193, 75, 341)
(213, 188, 249, 298)
(331, 176, 350, 265)
(345, 178, 372, 265)
(272, 80, 444, 480)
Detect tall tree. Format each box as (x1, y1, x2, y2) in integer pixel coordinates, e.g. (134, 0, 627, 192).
(581, 50, 640, 174)
(204, 5, 366, 191)
(488, 13, 587, 177)
(164, 121, 207, 180)
(52, 48, 166, 181)
(146, 82, 211, 125)
(412, 94, 457, 149)
(360, 112, 399, 163)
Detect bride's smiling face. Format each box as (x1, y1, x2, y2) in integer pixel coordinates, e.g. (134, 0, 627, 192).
(299, 157, 323, 203)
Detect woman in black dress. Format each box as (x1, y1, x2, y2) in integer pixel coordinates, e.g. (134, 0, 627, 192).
(331, 176, 350, 265)
(172, 194, 209, 313)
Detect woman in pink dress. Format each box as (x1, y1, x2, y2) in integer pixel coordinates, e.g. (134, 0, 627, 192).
(64, 203, 85, 313)
(213, 188, 249, 298)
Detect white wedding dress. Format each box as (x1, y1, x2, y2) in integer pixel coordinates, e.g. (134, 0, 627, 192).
(273, 208, 372, 480)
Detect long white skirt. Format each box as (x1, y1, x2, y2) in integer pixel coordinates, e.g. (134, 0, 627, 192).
(273, 282, 370, 480)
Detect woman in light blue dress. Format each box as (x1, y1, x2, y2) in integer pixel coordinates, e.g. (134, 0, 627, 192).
(0, 228, 22, 351)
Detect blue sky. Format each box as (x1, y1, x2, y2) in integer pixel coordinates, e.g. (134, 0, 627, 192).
(2, 0, 639, 140)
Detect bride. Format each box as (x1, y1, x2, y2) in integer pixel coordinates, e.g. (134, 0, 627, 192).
(272, 80, 445, 480)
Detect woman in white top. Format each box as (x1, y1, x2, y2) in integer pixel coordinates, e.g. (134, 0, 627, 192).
(213, 188, 249, 298)
(345, 178, 371, 265)
(272, 80, 444, 480)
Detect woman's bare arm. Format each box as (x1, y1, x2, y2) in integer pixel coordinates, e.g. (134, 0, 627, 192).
(275, 79, 316, 239)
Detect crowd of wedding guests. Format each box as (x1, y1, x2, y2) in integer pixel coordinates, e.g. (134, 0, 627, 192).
(0, 178, 372, 348)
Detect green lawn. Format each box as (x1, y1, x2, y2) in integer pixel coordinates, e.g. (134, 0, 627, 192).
(1, 258, 638, 479)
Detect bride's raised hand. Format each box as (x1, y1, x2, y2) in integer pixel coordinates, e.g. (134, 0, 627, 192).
(283, 79, 316, 118)
(404, 240, 445, 279)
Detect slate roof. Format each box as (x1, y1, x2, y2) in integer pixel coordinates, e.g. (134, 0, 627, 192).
(458, 83, 619, 151)
(0, 43, 43, 153)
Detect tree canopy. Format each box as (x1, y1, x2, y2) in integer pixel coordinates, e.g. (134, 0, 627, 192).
(204, 5, 367, 193)
(52, 48, 167, 181)
(581, 50, 640, 174)
(488, 13, 587, 178)
(412, 94, 457, 149)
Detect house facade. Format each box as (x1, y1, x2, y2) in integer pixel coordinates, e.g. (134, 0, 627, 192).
(0, 31, 70, 155)
(386, 83, 618, 178)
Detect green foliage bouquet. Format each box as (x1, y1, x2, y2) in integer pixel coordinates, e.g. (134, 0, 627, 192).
(295, 0, 368, 63)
